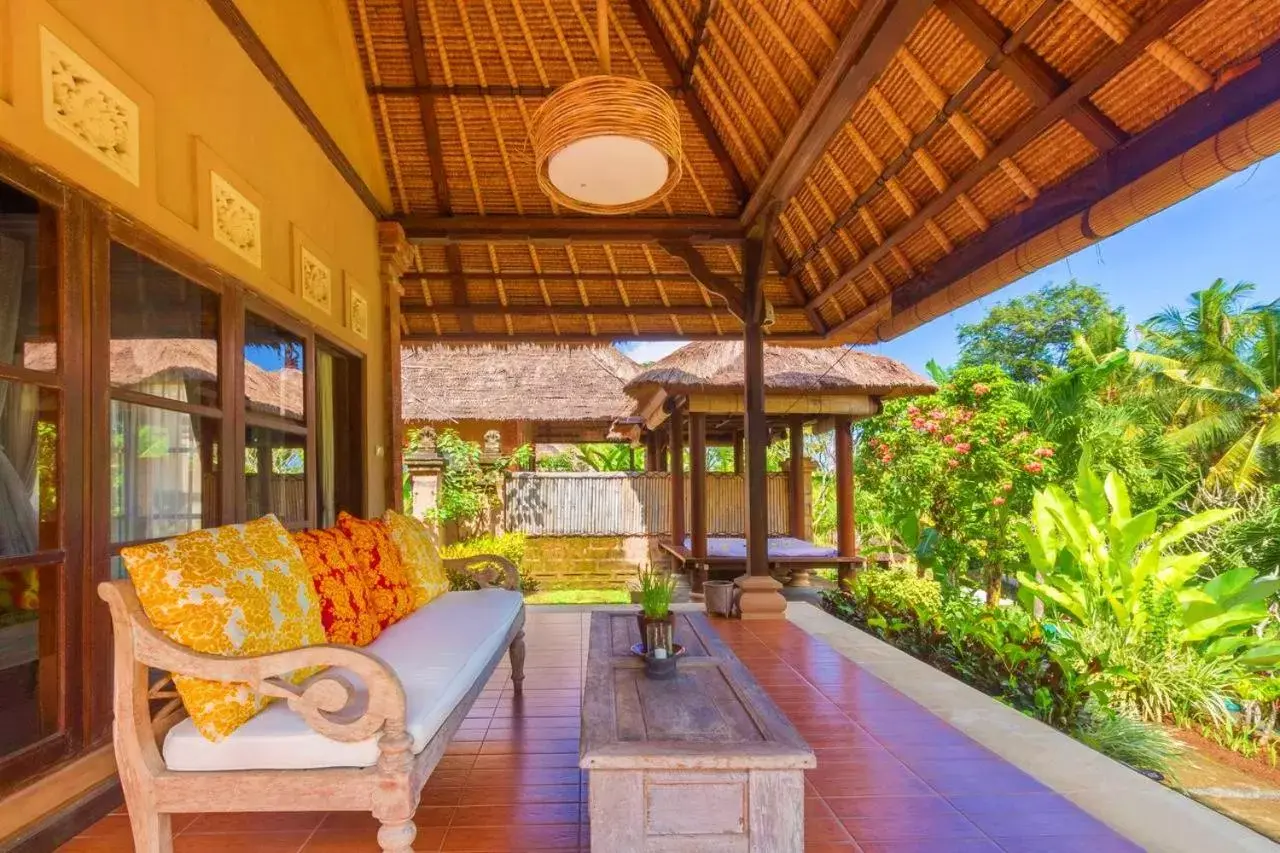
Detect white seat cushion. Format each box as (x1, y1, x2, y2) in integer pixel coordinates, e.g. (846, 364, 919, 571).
(162, 589, 522, 771)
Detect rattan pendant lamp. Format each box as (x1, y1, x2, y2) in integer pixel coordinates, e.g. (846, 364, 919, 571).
(530, 0, 682, 214)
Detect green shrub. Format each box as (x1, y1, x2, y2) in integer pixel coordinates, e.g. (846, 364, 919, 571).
(441, 533, 538, 593)
(850, 567, 943, 613)
(1075, 706, 1183, 776)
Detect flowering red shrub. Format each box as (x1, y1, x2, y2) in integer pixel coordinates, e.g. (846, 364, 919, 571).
(857, 366, 1057, 601)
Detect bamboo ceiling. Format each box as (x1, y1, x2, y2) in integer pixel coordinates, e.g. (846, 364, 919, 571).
(347, 0, 1280, 343)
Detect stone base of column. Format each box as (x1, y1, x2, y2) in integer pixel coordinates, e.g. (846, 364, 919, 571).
(734, 574, 786, 620)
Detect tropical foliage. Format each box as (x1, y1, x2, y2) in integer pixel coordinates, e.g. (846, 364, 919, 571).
(823, 278, 1280, 772)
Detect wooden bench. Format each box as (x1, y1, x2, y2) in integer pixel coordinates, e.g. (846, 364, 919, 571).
(99, 556, 526, 853)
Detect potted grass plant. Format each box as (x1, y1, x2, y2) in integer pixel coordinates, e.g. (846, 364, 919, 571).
(636, 567, 676, 659)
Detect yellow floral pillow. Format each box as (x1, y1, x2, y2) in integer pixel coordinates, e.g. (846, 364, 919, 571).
(383, 510, 451, 609)
(121, 515, 326, 742)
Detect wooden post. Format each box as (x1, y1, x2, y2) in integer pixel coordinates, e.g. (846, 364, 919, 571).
(379, 223, 414, 513)
(834, 415, 856, 590)
(788, 416, 806, 539)
(736, 213, 786, 619)
(732, 429, 743, 474)
(690, 412, 708, 560)
(787, 416, 811, 588)
(669, 405, 686, 550)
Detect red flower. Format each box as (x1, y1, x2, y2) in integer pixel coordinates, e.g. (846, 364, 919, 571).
(1001, 482, 1014, 493)
(1033, 447, 1055, 458)
(992, 496, 1006, 506)
(943, 434, 956, 446)
(912, 418, 927, 430)
(929, 409, 946, 420)
(907, 405, 920, 416)
(1024, 461, 1044, 475)
(924, 421, 940, 433)
(972, 383, 991, 396)
(947, 459, 961, 469)
(955, 442, 971, 454)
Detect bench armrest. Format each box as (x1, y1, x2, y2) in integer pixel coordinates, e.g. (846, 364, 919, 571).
(99, 580, 406, 744)
(442, 554, 522, 591)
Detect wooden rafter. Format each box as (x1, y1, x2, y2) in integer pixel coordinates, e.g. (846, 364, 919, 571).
(890, 40, 1280, 317)
(658, 240, 745, 319)
(625, 0, 748, 202)
(806, 0, 1207, 311)
(938, 0, 1126, 152)
(400, 0, 473, 332)
(400, 215, 744, 244)
(683, 0, 718, 82)
(739, 0, 935, 226)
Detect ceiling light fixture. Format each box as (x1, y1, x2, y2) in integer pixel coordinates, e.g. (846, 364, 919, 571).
(530, 0, 682, 215)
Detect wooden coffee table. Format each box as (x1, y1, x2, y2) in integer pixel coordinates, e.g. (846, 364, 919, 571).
(580, 611, 815, 852)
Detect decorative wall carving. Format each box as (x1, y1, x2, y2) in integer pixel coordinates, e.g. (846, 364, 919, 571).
(210, 171, 261, 267)
(348, 283, 369, 339)
(299, 246, 333, 313)
(40, 27, 140, 186)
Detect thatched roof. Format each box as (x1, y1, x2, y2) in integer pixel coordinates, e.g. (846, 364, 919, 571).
(401, 343, 641, 423)
(624, 342, 936, 399)
(23, 340, 304, 418)
(337, 0, 1280, 345)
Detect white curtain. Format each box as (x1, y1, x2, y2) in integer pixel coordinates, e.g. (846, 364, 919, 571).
(317, 351, 336, 526)
(0, 234, 37, 557)
(114, 376, 201, 542)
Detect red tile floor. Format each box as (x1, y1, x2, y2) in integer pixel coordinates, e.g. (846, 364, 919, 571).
(62, 608, 1141, 852)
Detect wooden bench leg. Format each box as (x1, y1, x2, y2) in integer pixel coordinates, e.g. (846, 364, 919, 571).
(509, 629, 526, 695)
(126, 809, 173, 853)
(376, 818, 417, 852)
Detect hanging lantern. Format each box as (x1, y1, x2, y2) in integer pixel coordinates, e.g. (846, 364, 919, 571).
(530, 0, 682, 215)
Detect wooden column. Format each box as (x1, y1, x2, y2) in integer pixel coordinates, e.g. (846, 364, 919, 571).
(690, 412, 708, 559)
(732, 429, 743, 474)
(379, 223, 414, 513)
(736, 216, 786, 619)
(788, 416, 806, 539)
(669, 405, 686, 549)
(834, 415, 857, 590)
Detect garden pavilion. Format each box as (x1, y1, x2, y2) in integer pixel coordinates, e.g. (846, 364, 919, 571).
(0, 0, 1278, 846)
(623, 341, 935, 595)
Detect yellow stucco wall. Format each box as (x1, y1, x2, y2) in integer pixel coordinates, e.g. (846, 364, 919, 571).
(0, 0, 389, 511)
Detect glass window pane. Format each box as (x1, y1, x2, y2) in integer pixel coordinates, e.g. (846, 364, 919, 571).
(0, 382, 58, 558)
(0, 564, 58, 759)
(110, 244, 220, 407)
(244, 314, 304, 422)
(110, 400, 220, 543)
(245, 426, 306, 525)
(0, 184, 57, 372)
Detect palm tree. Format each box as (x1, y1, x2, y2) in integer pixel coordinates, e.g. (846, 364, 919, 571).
(1138, 280, 1280, 490)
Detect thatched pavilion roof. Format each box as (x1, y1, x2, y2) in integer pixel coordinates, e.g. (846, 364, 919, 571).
(401, 343, 641, 423)
(319, 0, 1280, 344)
(624, 342, 936, 399)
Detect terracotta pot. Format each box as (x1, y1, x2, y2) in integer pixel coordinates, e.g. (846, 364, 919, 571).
(637, 612, 674, 653)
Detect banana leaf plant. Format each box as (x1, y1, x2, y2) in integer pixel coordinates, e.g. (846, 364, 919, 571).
(1015, 459, 1278, 664)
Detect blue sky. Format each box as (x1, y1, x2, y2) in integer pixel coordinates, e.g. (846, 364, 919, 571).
(619, 153, 1280, 374)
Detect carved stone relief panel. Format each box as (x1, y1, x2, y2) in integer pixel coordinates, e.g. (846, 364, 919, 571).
(210, 171, 261, 268)
(347, 276, 369, 339)
(299, 244, 333, 314)
(39, 26, 140, 185)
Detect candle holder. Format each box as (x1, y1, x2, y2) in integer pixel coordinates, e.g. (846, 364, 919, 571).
(643, 647, 678, 680)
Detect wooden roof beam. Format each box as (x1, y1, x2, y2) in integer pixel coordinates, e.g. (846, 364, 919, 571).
(806, 0, 1207, 312)
(937, 0, 1126, 152)
(403, 332, 826, 344)
(739, 0, 935, 227)
(658, 240, 745, 320)
(369, 84, 682, 97)
(889, 40, 1280, 320)
(403, 304, 811, 317)
(626, 0, 748, 202)
(683, 0, 719, 83)
(401, 215, 745, 244)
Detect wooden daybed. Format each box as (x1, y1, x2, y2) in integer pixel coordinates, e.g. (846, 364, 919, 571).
(99, 556, 525, 853)
(662, 535, 864, 588)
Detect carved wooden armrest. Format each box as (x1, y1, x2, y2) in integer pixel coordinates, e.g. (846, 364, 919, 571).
(441, 554, 522, 591)
(99, 580, 406, 744)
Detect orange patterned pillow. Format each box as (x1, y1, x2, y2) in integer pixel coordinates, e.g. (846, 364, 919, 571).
(336, 512, 414, 630)
(291, 528, 381, 647)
